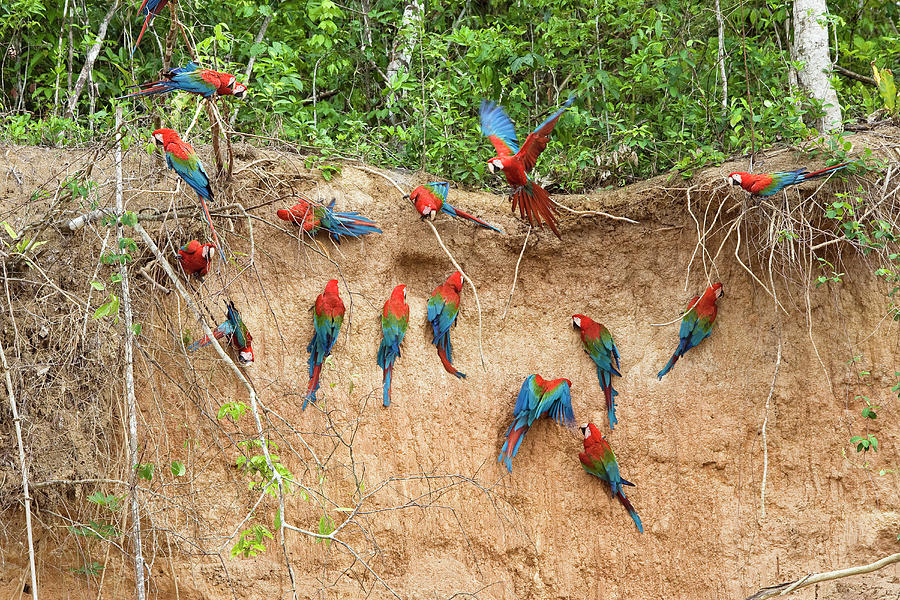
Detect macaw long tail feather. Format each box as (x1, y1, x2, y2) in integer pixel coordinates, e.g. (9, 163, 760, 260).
(804, 161, 854, 180)
(130, 15, 153, 57)
(498, 425, 526, 473)
(656, 352, 679, 380)
(382, 365, 392, 407)
(510, 182, 560, 238)
(117, 83, 174, 99)
(328, 211, 383, 238)
(303, 364, 322, 410)
(197, 195, 224, 266)
(441, 203, 504, 233)
(437, 346, 466, 379)
(187, 335, 210, 353)
(617, 491, 644, 533)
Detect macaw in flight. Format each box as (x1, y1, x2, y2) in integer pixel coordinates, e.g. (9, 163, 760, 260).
(177, 240, 216, 277)
(187, 301, 254, 365)
(480, 96, 576, 237)
(276, 197, 382, 239)
(499, 375, 575, 472)
(407, 182, 503, 232)
(579, 423, 643, 532)
(304, 279, 345, 409)
(657, 283, 724, 380)
(121, 62, 247, 100)
(726, 162, 853, 196)
(377, 284, 410, 407)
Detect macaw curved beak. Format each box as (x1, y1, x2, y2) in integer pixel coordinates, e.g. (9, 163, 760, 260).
(487, 162, 495, 175)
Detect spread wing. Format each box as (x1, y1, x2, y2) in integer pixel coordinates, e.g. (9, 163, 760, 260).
(542, 380, 575, 427)
(515, 96, 576, 173)
(479, 100, 519, 156)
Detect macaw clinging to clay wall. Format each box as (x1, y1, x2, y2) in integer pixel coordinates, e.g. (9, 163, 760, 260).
(377, 284, 410, 407)
(276, 197, 382, 239)
(726, 162, 852, 196)
(152, 128, 222, 255)
(121, 62, 247, 100)
(499, 375, 575, 472)
(579, 423, 643, 532)
(304, 279, 345, 410)
(177, 240, 216, 277)
(480, 96, 576, 237)
(657, 283, 724, 380)
(408, 182, 503, 232)
(187, 301, 254, 365)
(427, 271, 466, 379)
(572, 314, 621, 430)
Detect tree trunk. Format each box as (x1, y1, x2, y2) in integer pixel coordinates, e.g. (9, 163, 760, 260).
(714, 0, 728, 110)
(385, 0, 423, 122)
(66, 0, 119, 119)
(792, 0, 842, 131)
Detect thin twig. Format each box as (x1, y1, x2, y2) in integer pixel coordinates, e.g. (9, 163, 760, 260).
(550, 198, 639, 224)
(760, 337, 781, 520)
(745, 553, 900, 600)
(501, 226, 530, 322)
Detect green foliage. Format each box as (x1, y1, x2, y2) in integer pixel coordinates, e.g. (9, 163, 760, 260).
(135, 461, 154, 481)
(231, 524, 274, 558)
(236, 440, 293, 497)
(218, 401, 248, 422)
(70, 561, 104, 577)
(87, 491, 125, 511)
(316, 514, 335, 545)
(850, 434, 878, 453)
(170, 460, 186, 477)
(873, 64, 897, 116)
(3, 0, 898, 187)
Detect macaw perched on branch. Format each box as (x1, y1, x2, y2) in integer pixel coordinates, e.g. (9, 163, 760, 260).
(377, 284, 410, 407)
(120, 62, 247, 100)
(499, 375, 575, 473)
(407, 182, 504, 233)
(276, 197, 382, 240)
(572, 314, 621, 430)
(152, 128, 222, 254)
(177, 240, 216, 277)
(726, 162, 853, 196)
(657, 283, 724, 380)
(131, 0, 170, 57)
(427, 271, 466, 379)
(187, 301, 254, 365)
(304, 279, 345, 410)
(480, 96, 576, 238)
(579, 423, 643, 533)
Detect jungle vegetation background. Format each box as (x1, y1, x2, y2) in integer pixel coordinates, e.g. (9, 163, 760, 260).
(1, 0, 897, 187)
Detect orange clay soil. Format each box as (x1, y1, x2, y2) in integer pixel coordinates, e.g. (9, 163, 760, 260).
(0, 141, 898, 599)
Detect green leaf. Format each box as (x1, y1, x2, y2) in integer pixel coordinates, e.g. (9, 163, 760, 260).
(130, 323, 142, 336)
(170, 460, 186, 477)
(1, 221, 18, 239)
(135, 462, 154, 481)
(90, 281, 105, 291)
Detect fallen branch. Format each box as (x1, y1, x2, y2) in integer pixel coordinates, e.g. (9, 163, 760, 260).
(745, 553, 900, 600)
(550, 198, 640, 224)
(833, 64, 876, 86)
(501, 226, 530, 322)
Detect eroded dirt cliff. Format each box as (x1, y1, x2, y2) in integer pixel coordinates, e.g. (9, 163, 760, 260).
(0, 142, 898, 599)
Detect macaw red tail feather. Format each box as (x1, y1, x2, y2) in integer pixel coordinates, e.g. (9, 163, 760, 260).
(510, 182, 560, 238)
(382, 365, 392, 407)
(197, 195, 224, 268)
(616, 491, 644, 533)
(437, 347, 466, 379)
(498, 425, 526, 473)
(131, 15, 152, 57)
(803, 161, 854, 180)
(303, 364, 322, 410)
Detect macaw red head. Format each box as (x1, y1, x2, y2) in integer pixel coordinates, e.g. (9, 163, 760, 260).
(580, 422, 602, 442)
(225, 75, 247, 98)
(324, 279, 340, 296)
(726, 172, 745, 187)
(151, 128, 179, 148)
(710, 282, 724, 299)
(572, 314, 592, 331)
(447, 271, 463, 292)
(391, 284, 407, 302)
(238, 344, 254, 366)
(486, 157, 505, 175)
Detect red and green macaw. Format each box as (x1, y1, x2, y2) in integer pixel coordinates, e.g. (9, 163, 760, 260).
(377, 284, 410, 407)
(657, 282, 724, 379)
(152, 128, 222, 255)
(177, 240, 216, 277)
(572, 314, 621, 430)
(131, 0, 169, 57)
(276, 197, 382, 239)
(499, 375, 574, 472)
(480, 96, 576, 238)
(727, 162, 852, 196)
(188, 301, 254, 365)
(305, 279, 345, 410)
(427, 271, 466, 379)
(579, 423, 643, 533)
(121, 62, 247, 100)
(408, 182, 504, 232)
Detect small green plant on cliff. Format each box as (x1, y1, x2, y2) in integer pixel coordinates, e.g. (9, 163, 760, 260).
(236, 440, 295, 497)
(231, 524, 274, 558)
